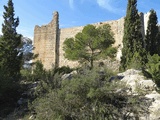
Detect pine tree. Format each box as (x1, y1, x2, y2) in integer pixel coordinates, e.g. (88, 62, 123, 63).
(145, 9, 159, 56)
(120, 0, 145, 70)
(63, 24, 116, 69)
(0, 0, 22, 81)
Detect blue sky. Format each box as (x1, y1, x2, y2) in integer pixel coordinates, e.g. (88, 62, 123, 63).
(0, 0, 160, 39)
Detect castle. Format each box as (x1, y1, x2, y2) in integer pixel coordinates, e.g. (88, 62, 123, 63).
(33, 11, 154, 70)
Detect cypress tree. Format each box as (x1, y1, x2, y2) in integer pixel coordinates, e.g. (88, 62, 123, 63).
(157, 33, 160, 55)
(0, 0, 22, 81)
(145, 9, 159, 56)
(120, 0, 145, 70)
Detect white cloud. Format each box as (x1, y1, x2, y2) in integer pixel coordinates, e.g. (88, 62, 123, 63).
(69, 0, 74, 9)
(97, 0, 114, 12)
(68, 0, 124, 14)
(96, 0, 122, 14)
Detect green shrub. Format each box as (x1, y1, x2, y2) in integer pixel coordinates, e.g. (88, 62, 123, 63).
(128, 52, 144, 70)
(146, 54, 160, 87)
(30, 67, 149, 120)
(0, 68, 21, 118)
(32, 60, 46, 81)
(20, 68, 32, 81)
(54, 66, 73, 74)
(21, 60, 47, 82)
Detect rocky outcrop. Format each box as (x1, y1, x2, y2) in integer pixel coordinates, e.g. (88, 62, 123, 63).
(145, 91, 160, 120)
(118, 69, 160, 120)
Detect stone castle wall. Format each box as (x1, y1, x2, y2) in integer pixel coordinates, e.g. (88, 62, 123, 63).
(59, 26, 84, 68)
(33, 11, 151, 70)
(33, 12, 59, 69)
(59, 17, 125, 68)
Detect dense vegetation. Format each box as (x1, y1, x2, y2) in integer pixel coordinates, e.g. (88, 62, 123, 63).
(0, 0, 23, 117)
(1, 0, 160, 119)
(27, 65, 150, 120)
(0, 0, 36, 117)
(145, 9, 160, 56)
(120, 0, 146, 70)
(120, 0, 160, 87)
(146, 54, 160, 87)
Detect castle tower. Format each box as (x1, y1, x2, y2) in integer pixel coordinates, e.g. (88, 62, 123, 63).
(33, 11, 60, 69)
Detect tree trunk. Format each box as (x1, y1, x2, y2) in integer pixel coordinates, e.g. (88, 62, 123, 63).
(90, 59, 93, 69)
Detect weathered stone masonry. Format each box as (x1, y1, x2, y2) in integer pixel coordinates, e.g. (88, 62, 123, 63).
(34, 12, 59, 69)
(33, 11, 158, 70)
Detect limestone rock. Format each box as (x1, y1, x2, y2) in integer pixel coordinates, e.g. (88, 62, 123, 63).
(61, 70, 77, 80)
(145, 91, 160, 120)
(118, 69, 157, 94)
(118, 69, 160, 120)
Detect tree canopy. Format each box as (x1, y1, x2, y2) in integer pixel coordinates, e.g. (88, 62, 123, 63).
(145, 9, 160, 56)
(0, 0, 22, 80)
(63, 24, 116, 69)
(0, 0, 22, 103)
(120, 0, 146, 70)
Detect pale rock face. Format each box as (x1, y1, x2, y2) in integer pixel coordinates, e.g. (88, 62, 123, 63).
(118, 69, 141, 76)
(118, 69, 160, 120)
(139, 80, 157, 91)
(145, 91, 160, 120)
(145, 91, 160, 100)
(118, 69, 157, 94)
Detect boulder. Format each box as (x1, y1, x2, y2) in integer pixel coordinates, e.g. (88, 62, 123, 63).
(118, 69, 160, 119)
(139, 80, 157, 91)
(61, 73, 72, 80)
(145, 91, 160, 120)
(61, 70, 77, 80)
(118, 69, 157, 94)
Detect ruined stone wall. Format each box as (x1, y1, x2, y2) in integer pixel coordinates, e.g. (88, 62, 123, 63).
(33, 12, 59, 69)
(34, 11, 151, 70)
(59, 26, 84, 68)
(58, 17, 125, 67)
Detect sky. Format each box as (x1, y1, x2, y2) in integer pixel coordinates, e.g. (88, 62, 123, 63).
(0, 0, 160, 39)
